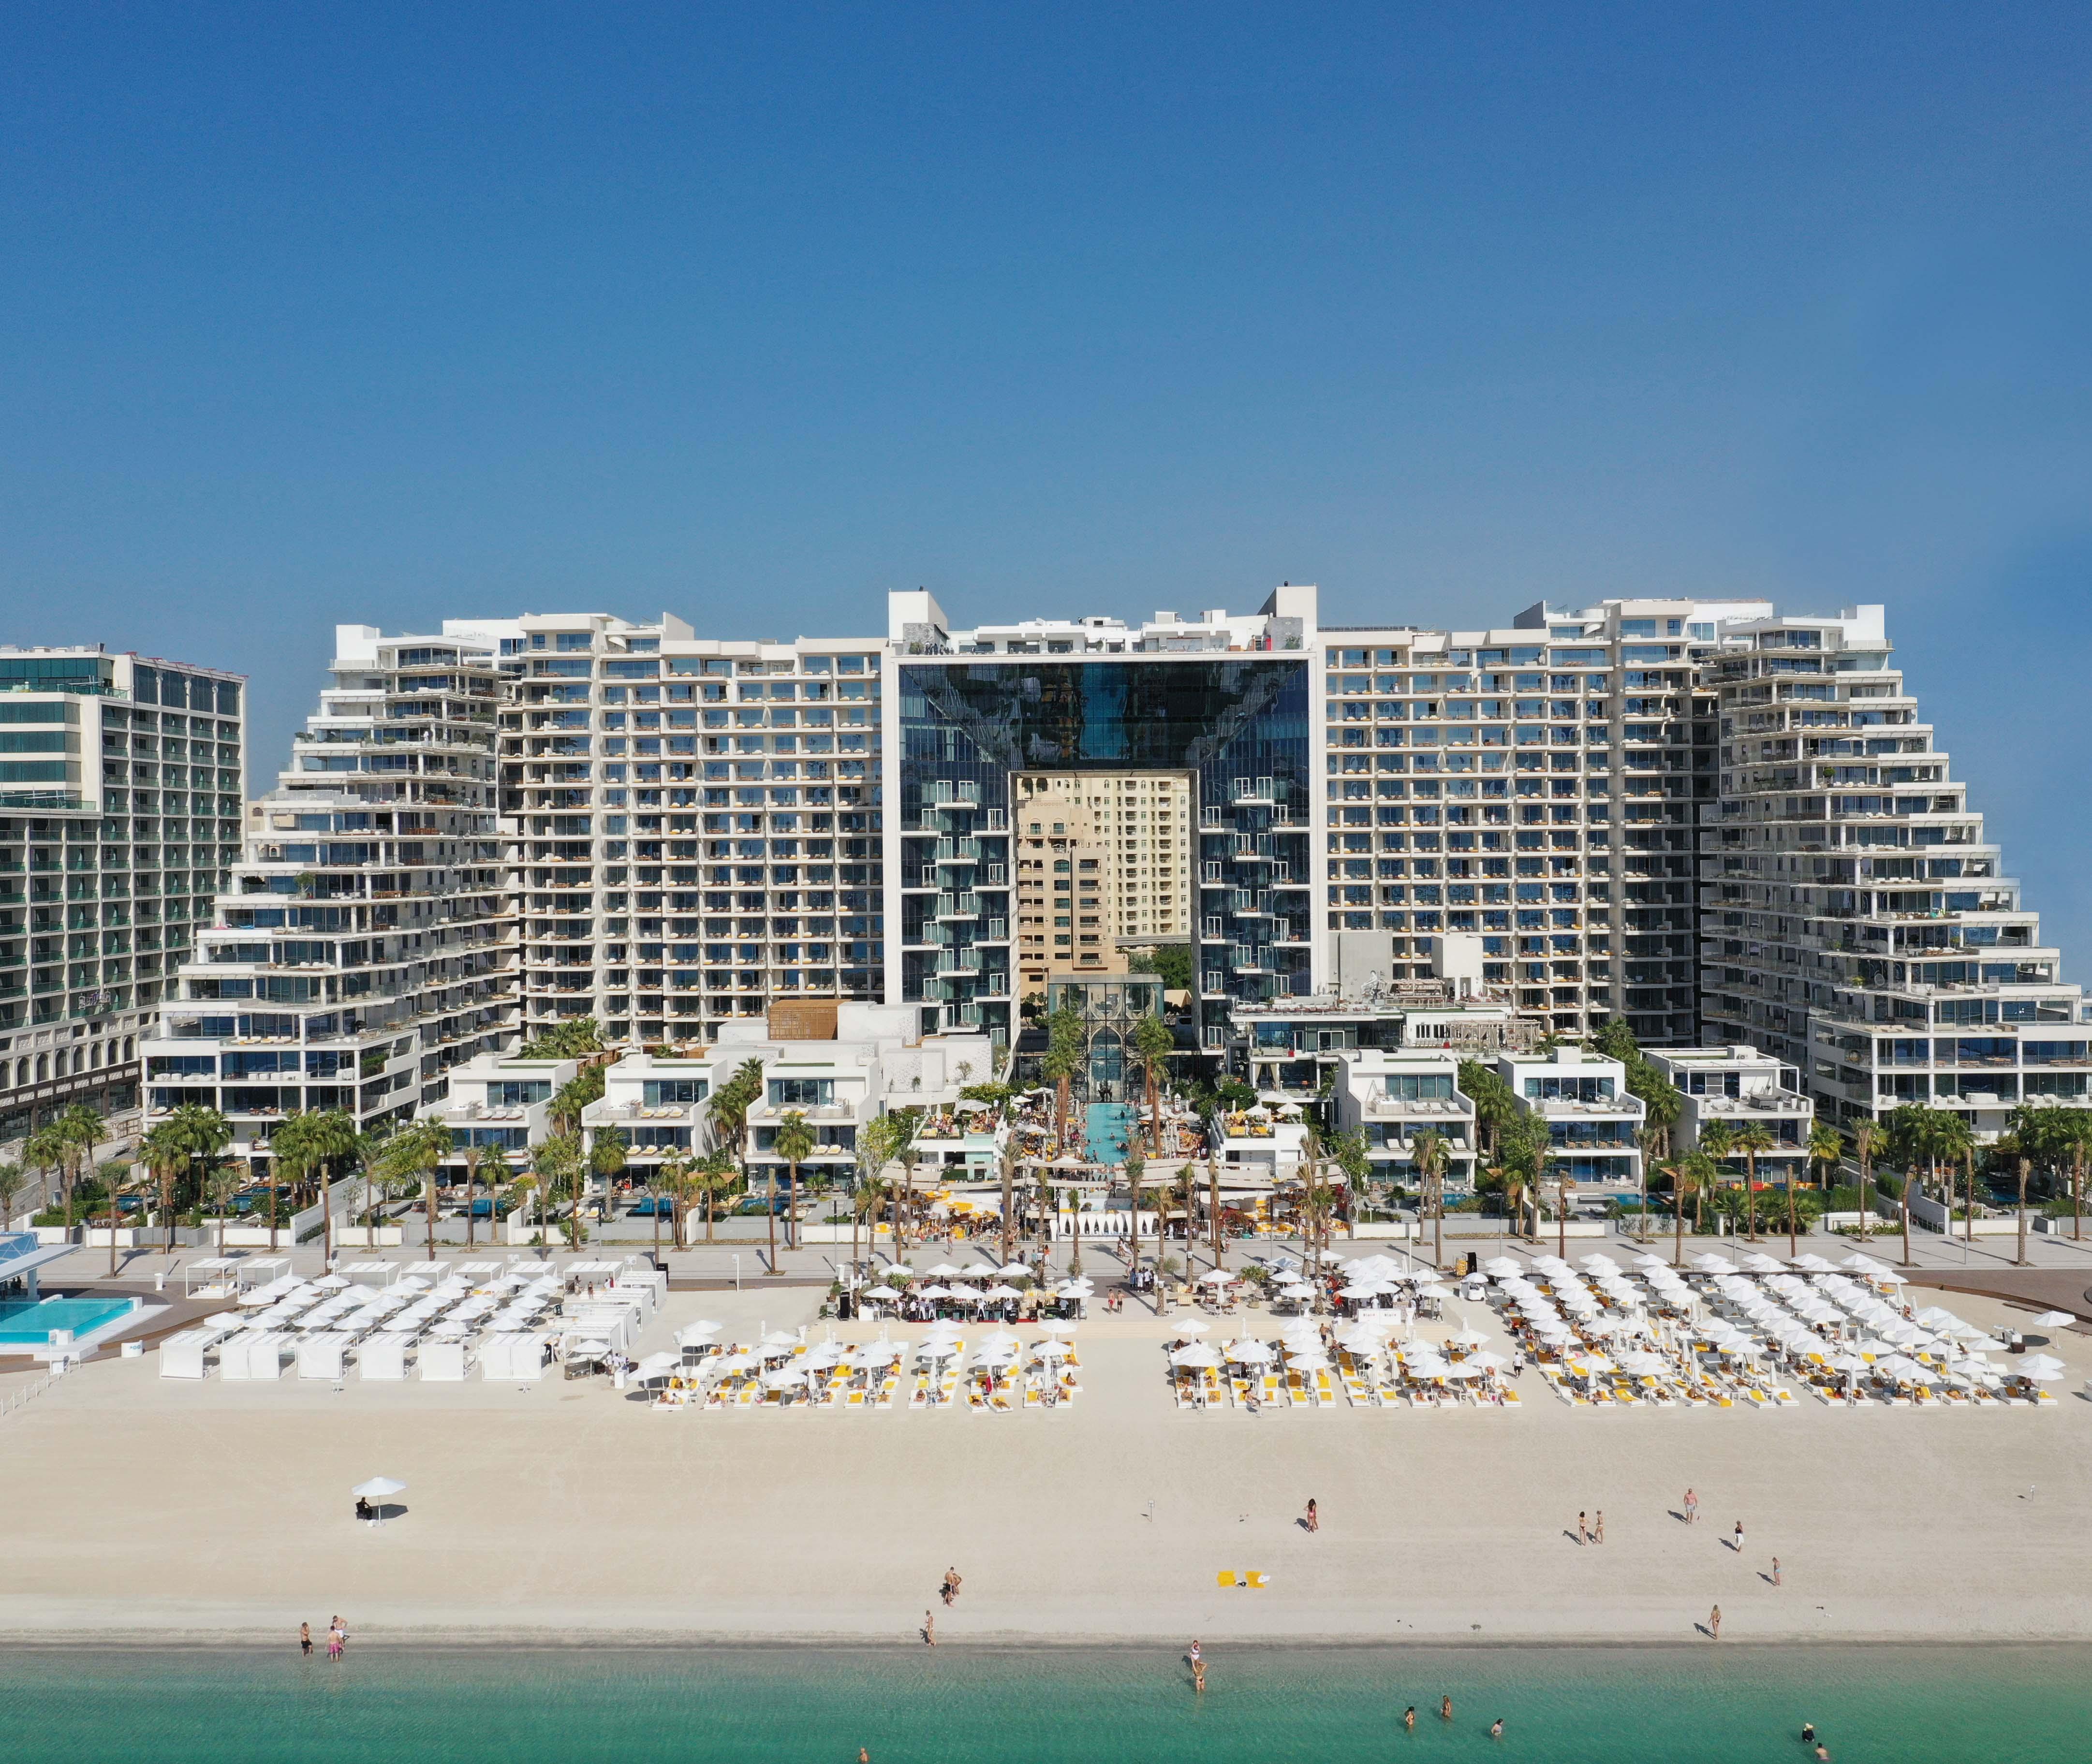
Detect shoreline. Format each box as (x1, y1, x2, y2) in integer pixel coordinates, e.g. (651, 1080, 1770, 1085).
(8, 1631, 2092, 1654)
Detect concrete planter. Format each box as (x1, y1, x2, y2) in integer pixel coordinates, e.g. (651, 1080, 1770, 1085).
(83, 1227, 140, 1248)
(32, 1226, 77, 1246)
(332, 1225, 405, 1249)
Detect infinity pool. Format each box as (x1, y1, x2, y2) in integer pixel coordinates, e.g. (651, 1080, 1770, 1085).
(0, 1295, 138, 1345)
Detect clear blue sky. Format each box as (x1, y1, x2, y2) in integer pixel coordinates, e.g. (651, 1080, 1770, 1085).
(4, 7, 2090, 955)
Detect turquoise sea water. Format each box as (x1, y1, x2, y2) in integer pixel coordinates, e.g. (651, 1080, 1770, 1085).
(3, 1645, 2086, 1764)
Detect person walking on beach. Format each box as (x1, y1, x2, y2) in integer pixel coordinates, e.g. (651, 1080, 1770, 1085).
(1732, 1520, 1745, 1555)
(1708, 1604, 1721, 1640)
(1576, 1511, 1588, 1545)
(299, 1622, 312, 1656)
(1771, 1556, 1782, 1587)
(922, 1610, 936, 1646)
(1305, 1498, 1319, 1533)
(1683, 1487, 1699, 1525)
(1593, 1510, 1605, 1544)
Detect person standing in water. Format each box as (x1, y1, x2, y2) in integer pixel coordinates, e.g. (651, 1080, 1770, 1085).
(1440, 1695, 1454, 1721)
(1403, 1706, 1416, 1731)
(1489, 1718, 1504, 1738)
(298, 1622, 311, 1657)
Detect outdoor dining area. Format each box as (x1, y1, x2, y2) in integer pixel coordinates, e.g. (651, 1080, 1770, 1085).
(156, 1255, 664, 1385)
(639, 1318, 1085, 1414)
(1477, 1249, 2068, 1411)
(851, 1259, 1095, 1324)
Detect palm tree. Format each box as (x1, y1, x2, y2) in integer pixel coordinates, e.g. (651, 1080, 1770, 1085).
(1207, 1148, 1226, 1272)
(1635, 1074, 1684, 1162)
(40, 1102, 107, 1235)
(1808, 1122, 1843, 1193)
(299, 1109, 359, 1263)
(0, 1162, 24, 1239)
(1731, 1122, 1775, 1242)
(1129, 1012, 1175, 1157)
(375, 1119, 455, 1261)
(2067, 1113, 2092, 1244)
(1851, 1119, 1881, 1244)
(22, 1124, 66, 1225)
(854, 1113, 899, 1263)
(590, 1126, 628, 1240)
(535, 1131, 587, 1249)
(1122, 1143, 1146, 1285)
(1936, 1112, 1976, 1245)
(692, 1147, 739, 1244)
(773, 1111, 815, 1270)
(1696, 1117, 1735, 1211)
(892, 1109, 925, 1255)
(168, 1102, 233, 1238)
(1662, 1159, 1691, 1266)
(202, 1159, 241, 1255)
(1410, 1128, 1449, 1271)
(706, 1055, 763, 1228)
(1041, 1006, 1085, 1155)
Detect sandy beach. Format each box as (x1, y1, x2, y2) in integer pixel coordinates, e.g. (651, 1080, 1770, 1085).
(4, 1279, 2088, 1648)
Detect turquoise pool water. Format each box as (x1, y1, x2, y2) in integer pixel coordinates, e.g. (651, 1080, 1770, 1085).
(1087, 1101, 1136, 1165)
(0, 1294, 136, 1344)
(2, 1644, 2082, 1762)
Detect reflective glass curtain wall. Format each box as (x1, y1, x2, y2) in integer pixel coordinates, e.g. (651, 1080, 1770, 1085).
(898, 659, 1311, 1044)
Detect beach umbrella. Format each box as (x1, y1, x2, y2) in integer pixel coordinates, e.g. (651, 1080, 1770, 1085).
(635, 1352, 679, 1381)
(1482, 1257, 1523, 1278)
(984, 1284, 1026, 1301)
(851, 1343, 899, 1368)
(1577, 1253, 1621, 1274)
(713, 1351, 755, 1372)
(1915, 1306, 1961, 1328)
(352, 1477, 406, 1500)
(927, 1263, 964, 1278)
(1279, 1281, 1318, 1299)
(1416, 1283, 1454, 1302)
(1031, 1338, 1074, 1360)
(1466, 1350, 1508, 1370)
(1225, 1339, 1274, 1364)
(1445, 1325, 1488, 1347)
(759, 1366, 808, 1390)
(2020, 1354, 2067, 1381)
(1035, 1320, 1078, 1338)
(1174, 1319, 1211, 1337)
(999, 1262, 1034, 1277)
(1171, 1343, 1222, 1368)
(2030, 1311, 2078, 1329)
(883, 1264, 914, 1282)
(1567, 1353, 1615, 1378)
(1285, 1349, 1330, 1371)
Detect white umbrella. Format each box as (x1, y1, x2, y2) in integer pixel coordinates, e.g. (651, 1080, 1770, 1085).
(759, 1366, 808, 1390)
(1035, 1320, 1079, 1338)
(1225, 1339, 1274, 1363)
(851, 1342, 900, 1367)
(568, 1338, 610, 1357)
(2030, 1311, 2078, 1329)
(927, 1263, 964, 1278)
(1285, 1349, 1330, 1371)
(1445, 1326, 1488, 1347)
(999, 1262, 1034, 1277)
(1466, 1350, 1508, 1370)
(1031, 1338, 1074, 1360)
(1175, 1319, 1211, 1337)
(635, 1352, 679, 1380)
(1481, 1257, 1523, 1277)
(915, 1284, 952, 1299)
(352, 1477, 406, 1499)
(714, 1351, 756, 1372)
(1170, 1343, 1222, 1368)
(984, 1284, 1026, 1301)
(1279, 1281, 1318, 1298)
(2020, 1353, 2067, 1381)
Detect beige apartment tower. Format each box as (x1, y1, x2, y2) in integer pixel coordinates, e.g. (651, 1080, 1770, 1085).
(1014, 771, 1191, 992)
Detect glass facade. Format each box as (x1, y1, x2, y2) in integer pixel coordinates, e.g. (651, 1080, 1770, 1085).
(897, 658, 1312, 1043)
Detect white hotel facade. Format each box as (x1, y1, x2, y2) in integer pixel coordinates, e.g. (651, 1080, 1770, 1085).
(133, 586, 2090, 1165)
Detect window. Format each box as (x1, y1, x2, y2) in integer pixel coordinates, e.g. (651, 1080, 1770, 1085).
(643, 1078, 708, 1106)
(768, 1076, 835, 1106)
(489, 1080, 553, 1108)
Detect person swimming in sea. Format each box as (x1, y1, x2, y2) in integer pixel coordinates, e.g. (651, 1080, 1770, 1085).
(1403, 1706, 1416, 1731)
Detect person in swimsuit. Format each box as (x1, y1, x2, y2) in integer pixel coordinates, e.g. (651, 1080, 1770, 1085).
(1193, 1659, 1206, 1694)
(1683, 1487, 1699, 1525)
(1801, 1723, 1816, 1746)
(1709, 1604, 1721, 1640)
(1489, 1718, 1504, 1738)
(1594, 1511, 1604, 1544)
(1733, 1520, 1745, 1554)
(1305, 1499, 1319, 1533)
(1577, 1512, 1588, 1545)
(1814, 1748, 1829, 1761)
(1440, 1695, 1453, 1721)
(923, 1610, 935, 1646)
(1403, 1706, 1416, 1731)
(299, 1623, 311, 1656)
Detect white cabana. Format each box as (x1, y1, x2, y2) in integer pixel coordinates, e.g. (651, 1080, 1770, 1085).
(419, 1338, 470, 1382)
(296, 1333, 354, 1381)
(357, 1331, 413, 1381)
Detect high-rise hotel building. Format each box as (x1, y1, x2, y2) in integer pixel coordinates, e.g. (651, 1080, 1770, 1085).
(120, 582, 2081, 1155)
(1700, 606, 2090, 1134)
(0, 647, 244, 1143)
(441, 613, 885, 1050)
(141, 627, 510, 1150)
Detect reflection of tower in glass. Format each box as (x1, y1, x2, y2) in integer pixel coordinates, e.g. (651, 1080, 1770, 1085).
(1013, 771, 1192, 992)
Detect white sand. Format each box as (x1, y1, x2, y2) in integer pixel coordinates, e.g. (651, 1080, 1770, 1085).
(2, 1284, 2086, 1646)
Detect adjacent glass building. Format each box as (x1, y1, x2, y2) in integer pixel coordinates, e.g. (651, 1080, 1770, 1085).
(0, 647, 245, 1143)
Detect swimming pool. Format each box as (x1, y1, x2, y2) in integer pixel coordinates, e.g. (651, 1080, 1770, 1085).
(0, 1295, 139, 1346)
(1085, 1101, 1136, 1166)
